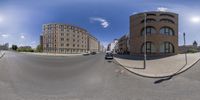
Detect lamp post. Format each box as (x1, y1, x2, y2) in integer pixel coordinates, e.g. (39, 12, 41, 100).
(143, 13, 147, 69)
(183, 32, 187, 64)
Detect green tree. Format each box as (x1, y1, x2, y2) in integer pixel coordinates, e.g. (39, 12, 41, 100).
(11, 45, 18, 51)
(36, 45, 43, 52)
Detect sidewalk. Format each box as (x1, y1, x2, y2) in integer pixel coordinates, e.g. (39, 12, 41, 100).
(20, 52, 86, 56)
(114, 53, 200, 78)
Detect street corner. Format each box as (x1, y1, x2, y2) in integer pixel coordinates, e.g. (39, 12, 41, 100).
(114, 53, 200, 78)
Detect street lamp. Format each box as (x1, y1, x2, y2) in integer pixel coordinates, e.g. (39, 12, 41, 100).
(183, 32, 187, 64)
(143, 13, 147, 69)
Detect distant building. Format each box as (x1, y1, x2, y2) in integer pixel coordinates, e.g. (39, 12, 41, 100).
(179, 45, 199, 53)
(0, 43, 9, 50)
(107, 43, 111, 51)
(40, 35, 43, 50)
(87, 34, 99, 53)
(41, 23, 99, 54)
(129, 11, 179, 55)
(117, 34, 129, 54)
(108, 39, 118, 53)
(99, 45, 106, 52)
(19, 46, 32, 49)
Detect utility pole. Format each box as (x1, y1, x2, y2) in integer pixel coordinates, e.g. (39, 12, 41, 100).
(183, 33, 187, 64)
(144, 13, 147, 69)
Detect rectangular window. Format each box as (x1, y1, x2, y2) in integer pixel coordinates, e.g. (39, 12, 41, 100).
(61, 43, 64, 46)
(61, 38, 64, 41)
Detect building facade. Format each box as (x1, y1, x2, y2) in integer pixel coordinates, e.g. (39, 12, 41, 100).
(0, 43, 9, 50)
(87, 34, 99, 53)
(41, 23, 99, 54)
(130, 11, 179, 55)
(117, 35, 129, 54)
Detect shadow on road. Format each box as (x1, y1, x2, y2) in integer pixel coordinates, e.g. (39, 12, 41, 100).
(154, 76, 173, 84)
(0, 52, 6, 59)
(107, 60, 113, 63)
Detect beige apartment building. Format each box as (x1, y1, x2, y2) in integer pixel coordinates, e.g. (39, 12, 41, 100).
(87, 34, 99, 52)
(130, 11, 179, 55)
(41, 23, 99, 54)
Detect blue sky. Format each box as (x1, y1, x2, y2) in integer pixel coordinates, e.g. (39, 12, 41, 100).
(0, 0, 200, 48)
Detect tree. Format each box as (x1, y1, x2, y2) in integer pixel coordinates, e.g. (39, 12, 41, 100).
(12, 45, 18, 51)
(36, 45, 43, 52)
(193, 40, 198, 47)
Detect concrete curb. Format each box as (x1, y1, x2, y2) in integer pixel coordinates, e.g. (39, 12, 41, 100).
(113, 57, 200, 78)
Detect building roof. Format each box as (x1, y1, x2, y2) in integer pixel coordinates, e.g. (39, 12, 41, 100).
(130, 11, 178, 17)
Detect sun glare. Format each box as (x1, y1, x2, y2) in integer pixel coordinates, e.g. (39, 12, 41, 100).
(0, 16, 3, 22)
(191, 16, 200, 23)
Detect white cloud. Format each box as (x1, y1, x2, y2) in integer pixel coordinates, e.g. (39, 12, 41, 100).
(20, 35, 25, 39)
(31, 41, 36, 44)
(157, 7, 168, 12)
(1, 34, 9, 38)
(90, 17, 109, 28)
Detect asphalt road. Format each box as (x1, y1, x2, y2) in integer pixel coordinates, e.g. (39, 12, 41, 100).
(0, 51, 200, 100)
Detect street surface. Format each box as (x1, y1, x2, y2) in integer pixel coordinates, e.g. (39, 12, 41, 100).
(0, 51, 200, 100)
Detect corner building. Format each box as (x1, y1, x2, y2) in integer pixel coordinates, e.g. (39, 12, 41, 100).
(42, 23, 98, 54)
(130, 11, 178, 55)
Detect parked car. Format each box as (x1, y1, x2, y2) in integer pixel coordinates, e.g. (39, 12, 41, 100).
(83, 53, 90, 56)
(90, 52, 96, 55)
(105, 52, 113, 59)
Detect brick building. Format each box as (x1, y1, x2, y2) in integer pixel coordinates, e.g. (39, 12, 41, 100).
(130, 11, 179, 55)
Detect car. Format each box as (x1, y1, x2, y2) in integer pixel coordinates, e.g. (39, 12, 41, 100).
(105, 52, 113, 59)
(90, 52, 96, 55)
(83, 53, 90, 56)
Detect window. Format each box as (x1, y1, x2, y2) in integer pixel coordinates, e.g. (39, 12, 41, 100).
(160, 27, 174, 35)
(61, 28, 64, 31)
(73, 39, 75, 42)
(160, 19, 175, 24)
(60, 38, 64, 41)
(66, 38, 69, 41)
(141, 42, 156, 54)
(61, 43, 64, 47)
(66, 44, 69, 46)
(61, 33, 64, 36)
(147, 13, 156, 16)
(73, 44, 75, 47)
(160, 14, 175, 18)
(141, 19, 156, 23)
(141, 26, 156, 35)
(160, 42, 174, 53)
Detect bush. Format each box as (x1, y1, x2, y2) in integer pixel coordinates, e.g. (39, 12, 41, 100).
(187, 48, 198, 53)
(17, 48, 34, 52)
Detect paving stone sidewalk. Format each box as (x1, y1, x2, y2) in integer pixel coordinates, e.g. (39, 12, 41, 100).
(114, 53, 200, 78)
